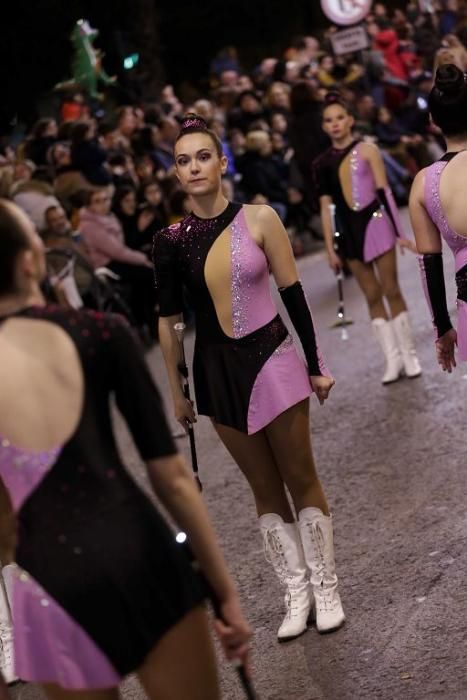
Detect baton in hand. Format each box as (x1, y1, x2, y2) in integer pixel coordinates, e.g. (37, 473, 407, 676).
(328, 203, 353, 339)
(174, 322, 202, 491)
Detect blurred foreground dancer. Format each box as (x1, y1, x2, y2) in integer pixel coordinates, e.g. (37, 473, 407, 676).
(314, 94, 422, 385)
(153, 114, 345, 641)
(410, 64, 467, 372)
(0, 200, 250, 700)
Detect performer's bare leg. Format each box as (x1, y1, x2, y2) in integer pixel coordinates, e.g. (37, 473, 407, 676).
(347, 258, 388, 319)
(213, 421, 294, 521)
(374, 248, 407, 318)
(138, 606, 219, 700)
(264, 399, 329, 516)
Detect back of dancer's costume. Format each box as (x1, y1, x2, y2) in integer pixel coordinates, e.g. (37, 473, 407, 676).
(153, 202, 328, 434)
(422, 153, 467, 360)
(0, 306, 204, 689)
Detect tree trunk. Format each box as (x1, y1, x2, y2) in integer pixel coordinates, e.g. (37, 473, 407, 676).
(131, 0, 165, 100)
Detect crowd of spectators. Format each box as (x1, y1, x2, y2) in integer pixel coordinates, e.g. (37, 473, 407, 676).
(0, 0, 465, 331)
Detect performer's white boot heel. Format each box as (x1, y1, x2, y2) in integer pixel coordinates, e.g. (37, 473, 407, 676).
(0, 565, 17, 685)
(298, 508, 345, 634)
(259, 514, 313, 642)
(371, 317, 404, 384)
(392, 311, 422, 379)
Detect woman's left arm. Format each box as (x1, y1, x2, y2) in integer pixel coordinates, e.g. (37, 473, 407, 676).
(409, 171, 456, 371)
(256, 205, 334, 404)
(363, 143, 415, 249)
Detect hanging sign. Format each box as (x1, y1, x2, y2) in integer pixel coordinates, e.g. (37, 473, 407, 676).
(330, 25, 369, 55)
(321, 0, 372, 26)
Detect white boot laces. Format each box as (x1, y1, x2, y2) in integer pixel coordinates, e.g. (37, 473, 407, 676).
(305, 521, 338, 613)
(263, 527, 303, 619)
(306, 521, 326, 581)
(0, 622, 13, 664)
(262, 527, 289, 583)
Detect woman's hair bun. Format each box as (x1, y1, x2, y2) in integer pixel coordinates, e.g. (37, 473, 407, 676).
(180, 113, 209, 132)
(434, 64, 466, 97)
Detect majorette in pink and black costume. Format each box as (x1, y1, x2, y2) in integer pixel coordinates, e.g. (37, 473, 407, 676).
(153, 202, 329, 434)
(313, 139, 405, 264)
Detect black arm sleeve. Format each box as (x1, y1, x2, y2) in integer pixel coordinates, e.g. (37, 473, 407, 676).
(111, 317, 177, 460)
(152, 229, 184, 317)
(279, 281, 323, 376)
(418, 253, 453, 339)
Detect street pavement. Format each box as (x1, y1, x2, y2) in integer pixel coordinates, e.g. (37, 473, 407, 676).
(12, 210, 467, 699)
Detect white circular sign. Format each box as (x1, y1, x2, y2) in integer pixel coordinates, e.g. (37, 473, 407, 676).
(321, 0, 372, 26)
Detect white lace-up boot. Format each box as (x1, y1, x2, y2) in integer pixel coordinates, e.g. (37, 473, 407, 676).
(298, 508, 345, 634)
(259, 513, 313, 641)
(371, 318, 404, 384)
(392, 311, 422, 379)
(0, 565, 17, 684)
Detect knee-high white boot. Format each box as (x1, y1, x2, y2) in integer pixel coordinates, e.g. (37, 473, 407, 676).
(392, 311, 422, 379)
(259, 513, 313, 641)
(371, 317, 404, 384)
(0, 565, 17, 685)
(298, 508, 345, 634)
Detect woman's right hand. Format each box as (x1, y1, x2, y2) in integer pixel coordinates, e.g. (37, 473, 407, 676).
(174, 396, 197, 432)
(436, 328, 457, 373)
(328, 250, 343, 274)
(214, 593, 253, 675)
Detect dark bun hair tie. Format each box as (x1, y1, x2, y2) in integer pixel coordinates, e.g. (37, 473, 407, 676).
(180, 113, 208, 132)
(435, 64, 466, 97)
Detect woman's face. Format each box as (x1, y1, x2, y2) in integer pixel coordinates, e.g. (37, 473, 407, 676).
(136, 157, 154, 181)
(119, 109, 137, 136)
(120, 191, 137, 216)
(44, 120, 58, 138)
(320, 56, 334, 73)
(270, 85, 289, 109)
(378, 107, 391, 124)
(322, 104, 354, 141)
(271, 132, 285, 151)
(174, 133, 227, 197)
(144, 183, 162, 206)
(89, 188, 112, 216)
(271, 113, 288, 133)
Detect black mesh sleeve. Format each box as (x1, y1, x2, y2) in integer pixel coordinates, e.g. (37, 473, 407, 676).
(152, 229, 184, 317)
(418, 253, 453, 339)
(279, 281, 323, 376)
(111, 317, 177, 460)
(312, 157, 332, 200)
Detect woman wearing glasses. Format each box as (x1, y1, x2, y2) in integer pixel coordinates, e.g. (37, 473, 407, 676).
(80, 187, 156, 334)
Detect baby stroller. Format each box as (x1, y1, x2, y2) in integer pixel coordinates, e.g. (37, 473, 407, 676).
(44, 246, 138, 326)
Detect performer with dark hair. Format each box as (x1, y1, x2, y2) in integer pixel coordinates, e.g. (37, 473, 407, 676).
(153, 114, 345, 642)
(410, 64, 467, 372)
(0, 199, 251, 699)
(313, 94, 422, 384)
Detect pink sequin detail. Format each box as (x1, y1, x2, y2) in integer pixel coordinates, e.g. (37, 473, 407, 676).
(350, 147, 361, 211)
(0, 436, 61, 512)
(231, 214, 251, 338)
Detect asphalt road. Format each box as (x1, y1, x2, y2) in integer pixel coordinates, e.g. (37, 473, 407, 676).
(11, 211, 467, 699)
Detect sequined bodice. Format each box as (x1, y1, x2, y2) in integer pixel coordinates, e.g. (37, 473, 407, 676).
(0, 433, 61, 511)
(424, 159, 467, 271)
(347, 142, 379, 211)
(313, 140, 379, 213)
(154, 203, 277, 344)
